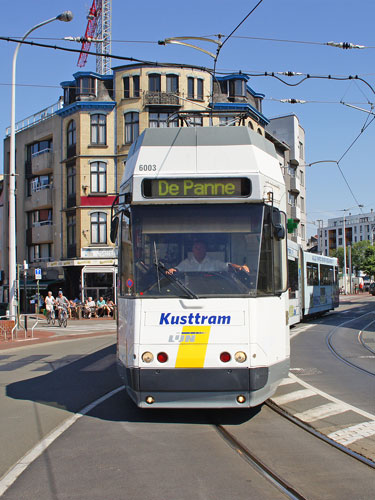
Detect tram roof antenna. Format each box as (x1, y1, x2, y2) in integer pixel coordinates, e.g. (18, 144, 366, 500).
(77, 0, 112, 75)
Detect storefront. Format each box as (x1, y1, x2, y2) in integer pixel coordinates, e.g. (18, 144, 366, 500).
(47, 247, 118, 303)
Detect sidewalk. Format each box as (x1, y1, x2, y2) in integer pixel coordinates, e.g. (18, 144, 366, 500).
(0, 317, 116, 350)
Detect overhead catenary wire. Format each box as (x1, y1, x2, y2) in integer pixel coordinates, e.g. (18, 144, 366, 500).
(0, 35, 371, 208)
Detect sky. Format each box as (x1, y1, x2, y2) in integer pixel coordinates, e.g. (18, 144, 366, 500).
(1, 0, 375, 237)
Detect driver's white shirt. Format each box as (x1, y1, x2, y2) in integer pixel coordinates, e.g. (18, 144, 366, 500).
(176, 255, 228, 272)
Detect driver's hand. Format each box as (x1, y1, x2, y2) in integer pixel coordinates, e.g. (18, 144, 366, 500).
(167, 268, 177, 275)
(242, 265, 250, 273)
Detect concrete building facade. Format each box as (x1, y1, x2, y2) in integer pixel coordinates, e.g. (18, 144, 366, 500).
(318, 210, 375, 256)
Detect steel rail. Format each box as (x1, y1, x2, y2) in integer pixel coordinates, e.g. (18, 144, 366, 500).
(266, 399, 375, 469)
(214, 424, 307, 500)
(326, 312, 375, 377)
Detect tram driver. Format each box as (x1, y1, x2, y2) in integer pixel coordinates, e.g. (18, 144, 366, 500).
(167, 240, 250, 275)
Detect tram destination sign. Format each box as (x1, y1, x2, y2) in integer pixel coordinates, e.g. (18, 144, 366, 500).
(143, 177, 251, 199)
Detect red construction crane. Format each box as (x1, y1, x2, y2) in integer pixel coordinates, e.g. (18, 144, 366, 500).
(77, 0, 101, 68)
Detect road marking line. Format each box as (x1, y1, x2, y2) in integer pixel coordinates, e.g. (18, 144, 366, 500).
(0, 385, 124, 497)
(294, 402, 349, 422)
(286, 372, 375, 421)
(328, 421, 375, 445)
(279, 377, 296, 386)
(272, 388, 316, 405)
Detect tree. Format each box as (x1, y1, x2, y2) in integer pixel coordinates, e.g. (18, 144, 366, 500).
(361, 245, 375, 277)
(329, 247, 344, 268)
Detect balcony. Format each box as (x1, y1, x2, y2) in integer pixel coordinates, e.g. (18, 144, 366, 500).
(289, 176, 301, 193)
(143, 91, 181, 106)
(31, 148, 53, 175)
(31, 221, 53, 243)
(25, 185, 53, 211)
(291, 205, 301, 221)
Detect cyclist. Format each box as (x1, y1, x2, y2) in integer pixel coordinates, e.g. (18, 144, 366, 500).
(45, 291, 55, 322)
(55, 291, 69, 323)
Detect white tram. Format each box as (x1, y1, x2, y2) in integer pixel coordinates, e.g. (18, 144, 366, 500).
(288, 240, 339, 325)
(113, 127, 290, 408)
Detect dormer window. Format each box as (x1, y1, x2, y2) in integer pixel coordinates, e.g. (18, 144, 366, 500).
(77, 76, 96, 96)
(220, 78, 246, 98)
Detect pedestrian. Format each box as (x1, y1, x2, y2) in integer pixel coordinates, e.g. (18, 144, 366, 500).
(359, 282, 363, 293)
(354, 284, 358, 294)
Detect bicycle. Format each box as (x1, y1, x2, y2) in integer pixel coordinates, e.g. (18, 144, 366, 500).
(46, 307, 55, 326)
(57, 307, 68, 328)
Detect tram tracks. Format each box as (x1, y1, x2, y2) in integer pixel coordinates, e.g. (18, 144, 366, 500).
(214, 423, 307, 500)
(326, 312, 375, 377)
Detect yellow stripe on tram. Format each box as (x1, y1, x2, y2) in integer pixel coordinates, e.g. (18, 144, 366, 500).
(175, 325, 211, 368)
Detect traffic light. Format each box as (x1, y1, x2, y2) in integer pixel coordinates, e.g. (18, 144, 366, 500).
(287, 218, 299, 233)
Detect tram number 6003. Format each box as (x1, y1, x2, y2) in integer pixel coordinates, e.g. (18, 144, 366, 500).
(139, 164, 157, 172)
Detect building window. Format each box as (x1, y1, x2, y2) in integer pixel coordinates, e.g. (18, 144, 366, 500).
(166, 74, 179, 93)
(67, 120, 76, 157)
(197, 79, 204, 100)
(288, 192, 297, 206)
(299, 141, 304, 159)
(288, 165, 296, 177)
(90, 162, 107, 193)
(300, 170, 304, 186)
(188, 116, 203, 127)
(28, 243, 51, 263)
(67, 212, 76, 257)
(123, 77, 130, 98)
(148, 73, 161, 92)
(360, 225, 363, 233)
(220, 116, 236, 126)
(90, 114, 106, 145)
(91, 212, 107, 244)
(338, 237, 342, 245)
(124, 112, 139, 144)
(338, 228, 342, 236)
(67, 164, 76, 208)
(149, 111, 178, 128)
(133, 75, 140, 97)
(187, 77, 194, 99)
(77, 76, 96, 96)
(229, 79, 245, 97)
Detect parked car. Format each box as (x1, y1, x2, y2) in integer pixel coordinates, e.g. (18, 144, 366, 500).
(369, 283, 375, 296)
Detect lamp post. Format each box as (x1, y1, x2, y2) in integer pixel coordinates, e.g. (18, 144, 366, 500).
(340, 205, 363, 294)
(8, 11, 73, 317)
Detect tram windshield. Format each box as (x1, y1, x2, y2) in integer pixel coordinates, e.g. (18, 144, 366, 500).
(120, 204, 286, 298)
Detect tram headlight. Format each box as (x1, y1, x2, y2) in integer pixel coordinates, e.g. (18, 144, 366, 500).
(142, 351, 154, 363)
(234, 351, 247, 363)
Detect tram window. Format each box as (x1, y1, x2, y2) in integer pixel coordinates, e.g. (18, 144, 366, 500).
(120, 203, 287, 298)
(288, 258, 298, 298)
(307, 263, 319, 286)
(320, 264, 334, 285)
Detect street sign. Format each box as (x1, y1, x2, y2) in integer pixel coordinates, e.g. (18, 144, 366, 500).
(35, 268, 42, 280)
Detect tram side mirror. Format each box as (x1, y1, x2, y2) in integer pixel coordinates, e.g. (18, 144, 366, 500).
(110, 216, 119, 243)
(272, 208, 286, 240)
(274, 223, 285, 240)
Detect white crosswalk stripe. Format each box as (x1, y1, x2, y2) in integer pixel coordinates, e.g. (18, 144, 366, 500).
(272, 388, 316, 405)
(328, 421, 375, 445)
(293, 402, 349, 422)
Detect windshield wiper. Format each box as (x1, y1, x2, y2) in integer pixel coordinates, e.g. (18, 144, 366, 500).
(154, 261, 199, 300)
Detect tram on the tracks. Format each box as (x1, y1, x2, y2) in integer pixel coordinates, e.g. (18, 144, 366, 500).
(112, 126, 290, 408)
(288, 240, 339, 325)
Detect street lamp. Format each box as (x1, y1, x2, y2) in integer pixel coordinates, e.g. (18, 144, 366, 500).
(8, 11, 73, 317)
(340, 204, 364, 294)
